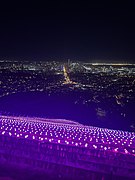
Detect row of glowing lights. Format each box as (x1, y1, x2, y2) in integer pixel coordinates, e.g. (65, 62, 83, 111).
(0, 117, 135, 156)
(91, 63, 135, 66)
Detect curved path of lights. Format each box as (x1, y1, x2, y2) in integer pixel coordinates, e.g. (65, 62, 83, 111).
(0, 115, 135, 156)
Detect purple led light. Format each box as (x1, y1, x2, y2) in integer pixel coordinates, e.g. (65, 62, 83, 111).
(0, 115, 135, 157)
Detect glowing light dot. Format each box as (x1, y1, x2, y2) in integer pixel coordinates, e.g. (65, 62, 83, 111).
(124, 149, 128, 154)
(85, 143, 88, 147)
(25, 135, 28, 138)
(9, 132, 12, 136)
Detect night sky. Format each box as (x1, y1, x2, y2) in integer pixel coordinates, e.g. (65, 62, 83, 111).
(0, 2, 135, 62)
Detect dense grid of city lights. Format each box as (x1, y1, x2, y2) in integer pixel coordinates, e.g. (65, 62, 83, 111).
(0, 115, 135, 157)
